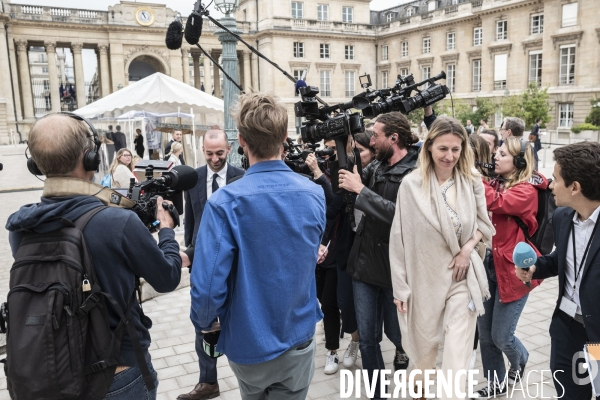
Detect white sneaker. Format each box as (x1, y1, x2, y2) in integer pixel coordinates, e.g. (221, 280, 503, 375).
(343, 340, 359, 368)
(324, 351, 339, 375)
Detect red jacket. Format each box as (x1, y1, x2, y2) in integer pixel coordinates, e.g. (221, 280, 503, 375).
(483, 174, 548, 303)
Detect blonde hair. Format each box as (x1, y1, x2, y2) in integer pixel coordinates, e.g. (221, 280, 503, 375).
(231, 90, 288, 160)
(167, 142, 183, 157)
(419, 116, 477, 190)
(501, 137, 535, 189)
(109, 148, 134, 175)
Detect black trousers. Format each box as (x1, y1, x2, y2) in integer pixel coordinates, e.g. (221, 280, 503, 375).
(550, 310, 597, 400)
(316, 265, 340, 351)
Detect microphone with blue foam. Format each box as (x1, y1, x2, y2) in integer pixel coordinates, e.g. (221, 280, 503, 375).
(295, 70, 308, 96)
(513, 242, 537, 287)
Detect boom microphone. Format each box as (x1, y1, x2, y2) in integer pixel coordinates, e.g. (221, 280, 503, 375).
(159, 165, 199, 191)
(513, 242, 537, 288)
(165, 19, 184, 50)
(184, 11, 203, 45)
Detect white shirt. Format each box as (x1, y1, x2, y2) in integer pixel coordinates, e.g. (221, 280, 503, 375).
(206, 163, 228, 199)
(168, 154, 182, 167)
(564, 205, 600, 314)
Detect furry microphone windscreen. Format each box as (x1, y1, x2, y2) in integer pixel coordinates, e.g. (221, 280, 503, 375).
(184, 12, 203, 45)
(165, 20, 184, 50)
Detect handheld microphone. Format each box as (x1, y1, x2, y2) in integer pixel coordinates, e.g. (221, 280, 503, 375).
(158, 165, 199, 191)
(184, 11, 203, 45)
(237, 145, 245, 156)
(165, 19, 184, 50)
(513, 242, 537, 288)
(295, 79, 307, 96)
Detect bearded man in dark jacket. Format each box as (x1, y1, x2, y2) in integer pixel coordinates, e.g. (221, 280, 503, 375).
(338, 112, 419, 399)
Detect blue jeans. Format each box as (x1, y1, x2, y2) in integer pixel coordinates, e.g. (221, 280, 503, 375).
(477, 253, 529, 383)
(104, 363, 158, 399)
(195, 331, 219, 383)
(353, 279, 402, 399)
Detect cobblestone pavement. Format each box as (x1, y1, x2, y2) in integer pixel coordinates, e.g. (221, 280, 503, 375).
(0, 144, 565, 399)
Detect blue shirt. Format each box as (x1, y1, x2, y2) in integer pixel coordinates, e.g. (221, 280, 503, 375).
(190, 160, 326, 364)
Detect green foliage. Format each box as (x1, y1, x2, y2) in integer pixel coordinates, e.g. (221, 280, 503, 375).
(584, 99, 600, 127)
(500, 96, 525, 121)
(521, 83, 552, 127)
(469, 97, 495, 127)
(571, 123, 599, 134)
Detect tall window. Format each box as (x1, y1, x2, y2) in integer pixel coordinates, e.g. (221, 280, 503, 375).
(293, 69, 307, 95)
(446, 64, 456, 92)
(43, 80, 50, 90)
(560, 45, 576, 85)
(293, 42, 304, 58)
(345, 45, 354, 60)
(382, 45, 388, 61)
(472, 59, 481, 91)
(400, 68, 409, 77)
(381, 71, 389, 88)
(291, 2, 303, 19)
(42, 67, 48, 73)
(401, 41, 408, 57)
(447, 32, 455, 50)
(345, 71, 355, 97)
(562, 3, 578, 27)
(317, 4, 329, 21)
(422, 66, 430, 88)
(473, 27, 482, 46)
(320, 70, 331, 97)
(423, 37, 430, 54)
(494, 54, 507, 89)
(529, 51, 542, 86)
(496, 20, 507, 40)
(386, 13, 394, 22)
(406, 7, 413, 17)
(531, 14, 544, 34)
(320, 43, 330, 59)
(342, 6, 353, 23)
(558, 103, 574, 127)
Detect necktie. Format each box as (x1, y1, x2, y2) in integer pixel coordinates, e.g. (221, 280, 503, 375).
(212, 173, 219, 194)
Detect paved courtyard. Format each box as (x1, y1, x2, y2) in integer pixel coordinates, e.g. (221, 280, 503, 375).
(0, 144, 566, 399)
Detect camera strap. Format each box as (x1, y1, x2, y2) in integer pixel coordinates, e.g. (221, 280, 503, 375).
(43, 177, 137, 209)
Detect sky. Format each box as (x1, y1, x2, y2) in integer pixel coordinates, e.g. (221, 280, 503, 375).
(13, 0, 408, 13)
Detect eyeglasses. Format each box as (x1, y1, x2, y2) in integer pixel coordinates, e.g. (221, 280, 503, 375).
(121, 154, 132, 157)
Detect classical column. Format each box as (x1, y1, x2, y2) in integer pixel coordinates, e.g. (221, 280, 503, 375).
(182, 47, 190, 85)
(71, 43, 86, 109)
(203, 53, 212, 94)
(44, 41, 61, 113)
(98, 43, 111, 97)
(15, 39, 34, 120)
(243, 50, 252, 91)
(192, 53, 201, 89)
(0, 22, 17, 134)
(212, 51, 222, 98)
(251, 50, 259, 90)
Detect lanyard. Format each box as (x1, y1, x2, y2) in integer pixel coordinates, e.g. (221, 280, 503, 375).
(571, 218, 600, 292)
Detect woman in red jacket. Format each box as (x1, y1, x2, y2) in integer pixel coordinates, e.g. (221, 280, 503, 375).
(473, 137, 548, 398)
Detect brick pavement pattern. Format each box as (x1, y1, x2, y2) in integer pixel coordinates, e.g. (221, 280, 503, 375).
(0, 144, 565, 399)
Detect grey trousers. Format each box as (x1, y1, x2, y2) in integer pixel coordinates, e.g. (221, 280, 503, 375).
(229, 339, 316, 400)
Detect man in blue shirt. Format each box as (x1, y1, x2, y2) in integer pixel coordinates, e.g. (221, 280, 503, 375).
(190, 91, 327, 399)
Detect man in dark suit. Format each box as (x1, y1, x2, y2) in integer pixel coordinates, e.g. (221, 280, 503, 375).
(178, 129, 244, 400)
(113, 125, 127, 153)
(517, 141, 600, 400)
(165, 129, 185, 165)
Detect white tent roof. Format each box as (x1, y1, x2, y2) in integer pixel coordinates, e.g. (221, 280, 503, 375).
(74, 73, 224, 119)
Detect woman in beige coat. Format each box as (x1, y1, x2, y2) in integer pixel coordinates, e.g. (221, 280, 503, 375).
(390, 117, 495, 399)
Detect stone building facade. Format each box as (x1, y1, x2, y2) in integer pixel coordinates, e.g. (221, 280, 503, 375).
(0, 0, 598, 144)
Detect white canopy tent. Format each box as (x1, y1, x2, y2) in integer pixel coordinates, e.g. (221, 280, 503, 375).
(74, 73, 224, 168)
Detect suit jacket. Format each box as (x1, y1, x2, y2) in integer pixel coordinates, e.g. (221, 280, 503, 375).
(184, 163, 245, 250)
(533, 206, 600, 342)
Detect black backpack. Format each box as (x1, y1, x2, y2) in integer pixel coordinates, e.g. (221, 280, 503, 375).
(0, 207, 156, 399)
(514, 178, 557, 255)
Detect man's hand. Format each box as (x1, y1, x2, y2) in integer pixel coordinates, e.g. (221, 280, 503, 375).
(180, 251, 191, 268)
(338, 165, 364, 194)
(317, 244, 329, 264)
(515, 264, 536, 284)
(305, 153, 322, 179)
(394, 298, 408, 314)
(156, 196, 176, 230)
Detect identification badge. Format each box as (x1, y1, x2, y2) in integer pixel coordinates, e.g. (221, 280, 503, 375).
(559, 295, 577, 318)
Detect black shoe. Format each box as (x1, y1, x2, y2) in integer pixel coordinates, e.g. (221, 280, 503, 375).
(393, 350, 409, 370)
(471, 381, 507, 398)
(507, 364, 526, 385)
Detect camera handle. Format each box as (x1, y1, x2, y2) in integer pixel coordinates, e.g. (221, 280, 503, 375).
(161, 202, 181, 229)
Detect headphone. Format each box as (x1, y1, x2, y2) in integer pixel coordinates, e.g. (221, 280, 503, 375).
(27, 112, 102, 176)
(512, 140, 528, 170)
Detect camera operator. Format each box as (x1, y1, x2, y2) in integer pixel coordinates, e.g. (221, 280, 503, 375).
(190, 91, 327, 399)
(6, 113, 182, 399)
(338, 112, 419, 397)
